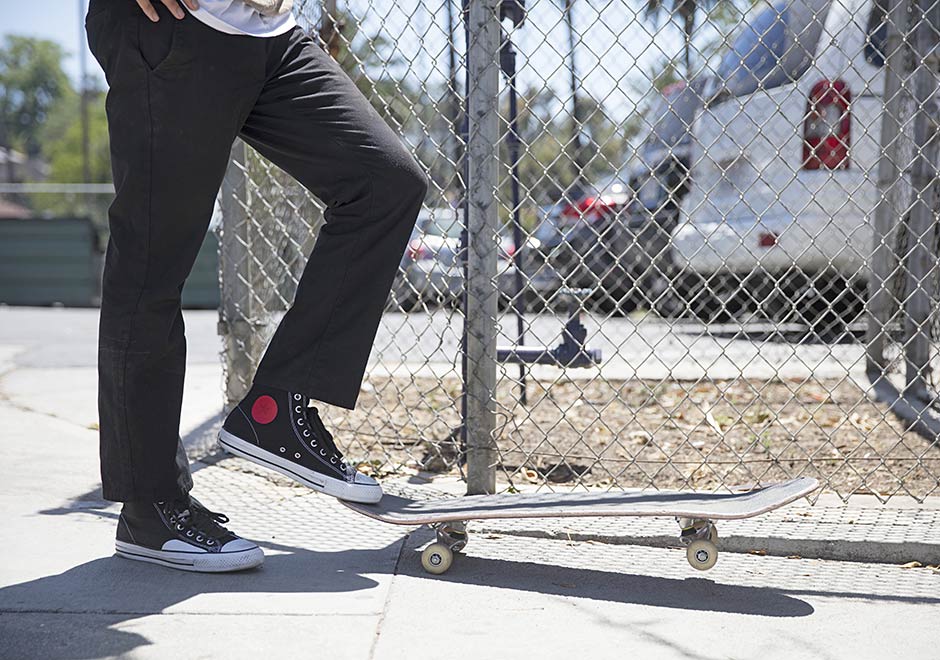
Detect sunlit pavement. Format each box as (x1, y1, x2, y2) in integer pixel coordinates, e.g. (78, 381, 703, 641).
(1, 307, 937, 660)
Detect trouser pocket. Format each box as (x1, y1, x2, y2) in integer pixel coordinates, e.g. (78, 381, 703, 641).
(136, 10, 182, 72)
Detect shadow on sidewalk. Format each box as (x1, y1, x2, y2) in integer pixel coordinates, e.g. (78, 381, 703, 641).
(393, 530, 815, 617)
(0, 550, 383, 660)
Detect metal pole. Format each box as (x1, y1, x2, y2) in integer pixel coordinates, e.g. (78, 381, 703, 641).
(902, 0, 940, 402)
(563, 0, 585, 189)
(465, 0, 500, 495)
(867, 0, 911, 381)
(320, 0, 342, 59)
(503, 37, 527, 404)
(447, 0, 462, 194)
(78, 0, 91, 187)
(459, 0, 470, 465)
(218, 140, 256, 409)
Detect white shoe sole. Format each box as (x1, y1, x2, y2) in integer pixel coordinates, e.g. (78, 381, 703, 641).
(115, 540, 264, 573)
(218, 429, 383, 504)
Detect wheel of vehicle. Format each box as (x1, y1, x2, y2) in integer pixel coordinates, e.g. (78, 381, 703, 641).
(387, 289, 420, 313)
(421, 543, 453, 575)
(779, 273, 865, 340)
(592, 281, 639, 316)
(670, 272, 741, 323)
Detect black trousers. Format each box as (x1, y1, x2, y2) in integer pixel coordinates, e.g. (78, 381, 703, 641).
(86, 0, 427, 502)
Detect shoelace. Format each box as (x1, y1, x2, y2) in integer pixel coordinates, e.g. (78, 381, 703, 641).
(302, 403, 349, 471)
(162, 498, 231, 543)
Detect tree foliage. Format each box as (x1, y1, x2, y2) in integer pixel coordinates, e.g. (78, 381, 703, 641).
(0, 36, 71, 156)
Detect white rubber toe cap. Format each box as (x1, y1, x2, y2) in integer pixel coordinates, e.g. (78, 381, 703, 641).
(221, 538, 260, 553)
(354, 472, 379, 486)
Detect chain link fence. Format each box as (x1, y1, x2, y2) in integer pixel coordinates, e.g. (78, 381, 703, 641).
(217, 0, 940, 501)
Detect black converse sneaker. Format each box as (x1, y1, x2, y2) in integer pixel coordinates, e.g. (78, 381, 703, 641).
(218, 385, 382, 503)
(115, 497, 264, 572)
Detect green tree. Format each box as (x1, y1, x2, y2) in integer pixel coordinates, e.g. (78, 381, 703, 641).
(40, 86, 111, 184)
(0, 36, 71, 156)
(29, 85, 113, 222)
(505, 84, 642, 217)
(644, 0, 746, 75)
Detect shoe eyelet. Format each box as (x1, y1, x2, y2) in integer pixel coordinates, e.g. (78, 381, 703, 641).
(279, 447, 286, 453)
(294, 393, 302, 401)
(320, 449, 327, 456)
(176, 524, 184, 531)
(196, 535, 204, 542)
(186, 530, 194, 537)
(295, 406, 302, 413)
(295, 452, 301, 459)
(207, 539, 215, 546)
(330, 456, 337, 464)
(297, 419, 304, 426)
(303, 429, 310, 437)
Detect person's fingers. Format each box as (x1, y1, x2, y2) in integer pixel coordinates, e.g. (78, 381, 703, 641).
(160, 0, 186, 19)
(136, 0, 160, 22)
(183, 0, 200, 10)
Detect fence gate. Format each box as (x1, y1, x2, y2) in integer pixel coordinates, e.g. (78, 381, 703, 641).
(218, 0, 940, 501)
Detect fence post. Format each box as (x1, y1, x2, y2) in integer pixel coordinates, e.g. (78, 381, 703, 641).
(902, 0, 940, 402)
(465, 0, 500, 495)
(867, 0, 909, 380)
(218, 139, 256, 410)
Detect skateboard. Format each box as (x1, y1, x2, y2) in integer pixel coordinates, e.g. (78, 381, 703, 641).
(342, 477, 819, 574)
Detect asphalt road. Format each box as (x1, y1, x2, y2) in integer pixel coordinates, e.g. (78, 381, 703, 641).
(0, 305, 868, 383)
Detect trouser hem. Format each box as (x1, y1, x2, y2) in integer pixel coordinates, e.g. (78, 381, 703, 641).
(251, 373, 359, 411)
(101, 484, 189, 504)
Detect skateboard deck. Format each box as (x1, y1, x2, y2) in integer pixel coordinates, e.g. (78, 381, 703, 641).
(342, 477, 818, 573)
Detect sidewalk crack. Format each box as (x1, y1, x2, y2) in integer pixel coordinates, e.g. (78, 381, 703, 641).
(368, 532, 410, 660)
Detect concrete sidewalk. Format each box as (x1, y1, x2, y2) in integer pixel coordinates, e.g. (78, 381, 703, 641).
(1, 309, 939, 659)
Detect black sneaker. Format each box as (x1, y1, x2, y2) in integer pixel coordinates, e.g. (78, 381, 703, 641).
(218, 385, 382, 503)
(115, 497, 264, 572)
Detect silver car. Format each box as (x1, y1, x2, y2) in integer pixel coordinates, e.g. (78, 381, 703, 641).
(389, 207, 517, 310)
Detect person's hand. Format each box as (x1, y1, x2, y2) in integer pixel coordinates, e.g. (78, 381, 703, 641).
(136, 0, 199, 22)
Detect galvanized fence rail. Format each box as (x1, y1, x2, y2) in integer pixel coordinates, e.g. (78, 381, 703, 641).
(216, 0, 940, 501)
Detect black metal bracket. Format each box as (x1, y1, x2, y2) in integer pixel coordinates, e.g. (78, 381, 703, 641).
(497, 289, 602, 368)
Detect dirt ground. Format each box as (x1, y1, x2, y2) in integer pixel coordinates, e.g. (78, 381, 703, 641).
(327, 375, 940, 500)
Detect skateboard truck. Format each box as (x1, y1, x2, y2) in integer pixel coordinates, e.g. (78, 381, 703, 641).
(421, 517, 721, 574)
(496, 288, 602, 368)
(678, 517, 719, 570)
(422, 521, 469, 574)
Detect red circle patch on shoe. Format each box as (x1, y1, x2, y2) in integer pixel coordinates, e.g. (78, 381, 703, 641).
(251, 395, 278, 425)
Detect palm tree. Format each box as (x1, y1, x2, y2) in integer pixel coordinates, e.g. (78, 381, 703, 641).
(553, 0, 589, 198)
(645, 0, 721, 75)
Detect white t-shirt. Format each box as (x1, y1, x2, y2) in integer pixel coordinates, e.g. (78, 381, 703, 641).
(189, 1, 297, 37)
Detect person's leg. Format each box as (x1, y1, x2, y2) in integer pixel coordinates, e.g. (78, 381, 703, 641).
(89, 1, 262, 501)
(218, 27, 427, 502)
(244, 28, 429, 409)
(88, 0, 266, 572)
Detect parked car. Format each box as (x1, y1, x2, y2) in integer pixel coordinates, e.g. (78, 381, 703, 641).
(520, 180, 634, 313)
(624, 77, 709, 315)
(521, 80, 708, 315)
(671, 0, 890, 328)
(389, 207, 517, 310)
(389, 207, 462, 310)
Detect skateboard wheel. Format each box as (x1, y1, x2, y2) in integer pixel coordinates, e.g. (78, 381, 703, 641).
(686, 539, 718, 571)
(421, 543, 453, 575)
